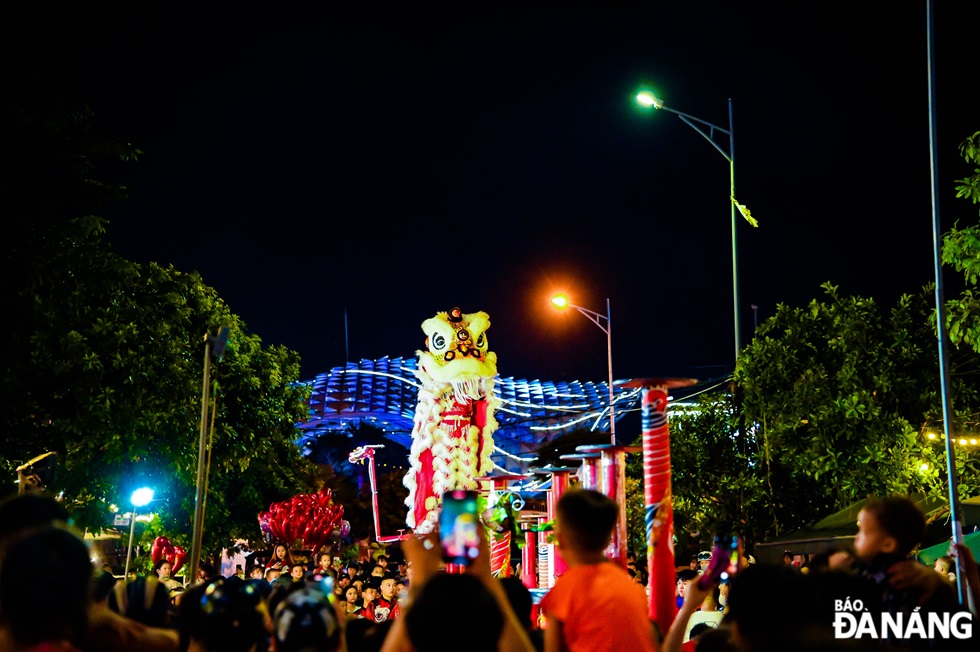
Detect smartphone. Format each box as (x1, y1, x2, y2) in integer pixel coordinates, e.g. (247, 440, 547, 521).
(697, 534, 741, 589)
(439, 489, 481, 566)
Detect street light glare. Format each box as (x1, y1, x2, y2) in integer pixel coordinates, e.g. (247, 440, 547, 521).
(131, 487, 155, 507)
(635, 91, 662, 109)
(551, 293, 570, 309)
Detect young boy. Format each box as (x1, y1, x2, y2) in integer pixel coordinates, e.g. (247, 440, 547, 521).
(540, 488, 656, 652)
(843, 496, 958, 622)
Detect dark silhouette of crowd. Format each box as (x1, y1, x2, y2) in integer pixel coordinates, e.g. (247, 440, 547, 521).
(1, 491, 976, 651)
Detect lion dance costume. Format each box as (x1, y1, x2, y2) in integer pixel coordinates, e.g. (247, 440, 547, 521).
(403, 307, 500, 533)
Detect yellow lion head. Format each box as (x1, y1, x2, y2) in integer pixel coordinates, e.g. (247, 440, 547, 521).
(417, 307, 497, 384)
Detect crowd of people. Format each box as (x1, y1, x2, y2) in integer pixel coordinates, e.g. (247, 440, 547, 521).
(1, 490, 978, 651)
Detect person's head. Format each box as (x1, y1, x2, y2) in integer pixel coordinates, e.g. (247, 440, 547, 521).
(0, 525, 92, 650)
(676, 568, 698, 599)
(275, 545, 288, 560)
(853, 496, 926, 561)
(370, 564, 385, 578)
(249, 565, 265, 580)
(697, 550, 713, 573)
(352, 579, 363, 592)
(405, 573, 503, 652)
(554, 488, 618, 555)
(199, 561, 217, 580)
(0, 493, 71, 541)
(336, 575, 350, 590)
(725, 563, 807, 651)
(267, 568, 281, 583)
(782, 550, 794, 565)
(317, 553, 331, 570)
(155, 558, 173, 580)
(379, 576, 397, 600)
(272, 586, 340, 652)
(182, 577, 270, 652)
(718, 580, 730, 606)
(361, 579, 379, 605)
(346, 563, 359, 578)
(108, 575, 171, 627)
(376, 554, 389, 568)
(934, 555, 953, 575)
(290, 564, 306, 581)
(345, 586, 360, 604)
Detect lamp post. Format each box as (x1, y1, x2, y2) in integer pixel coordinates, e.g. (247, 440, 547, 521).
(124, 487, 155, 579)
(636, 91, 742, 365)
(189, 326, 230, 585)
(551, 294, 617, 445)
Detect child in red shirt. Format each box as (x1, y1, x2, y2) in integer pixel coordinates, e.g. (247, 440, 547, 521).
(541, 489, 657, 652)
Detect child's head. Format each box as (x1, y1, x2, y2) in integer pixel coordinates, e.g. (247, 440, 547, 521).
(853, 496, 925, 561)
(555, 488, 618, 555)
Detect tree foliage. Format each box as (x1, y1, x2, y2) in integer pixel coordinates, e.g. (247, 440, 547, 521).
(735, 284, 980, 532)
(1, 97, 319, 560)
(626, 391, 766, 559)
(645, 130, 980, 556)
(1, 218, 318, 554)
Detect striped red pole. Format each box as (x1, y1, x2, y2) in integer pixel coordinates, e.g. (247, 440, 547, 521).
(622, 378, 696, 637)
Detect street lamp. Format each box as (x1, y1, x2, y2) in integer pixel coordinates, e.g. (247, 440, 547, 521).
(636, 90, 754, 366)
(124, 486, 155, 578)
(189, 326, 231, 587)
(551, 293, 617, 445)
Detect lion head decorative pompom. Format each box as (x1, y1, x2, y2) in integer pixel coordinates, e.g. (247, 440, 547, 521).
(403, 307, 500, 533)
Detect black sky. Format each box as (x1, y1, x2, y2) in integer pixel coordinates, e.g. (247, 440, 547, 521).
(8, 2, 979, 385)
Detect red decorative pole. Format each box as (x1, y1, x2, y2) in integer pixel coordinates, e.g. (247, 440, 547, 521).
(349, 445, 409, 544)
(577, 444, 641, 569)
(621, 378, 696, 637)
(535, 465, 576, 584)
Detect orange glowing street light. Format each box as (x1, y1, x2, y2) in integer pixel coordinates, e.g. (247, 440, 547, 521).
(551, 293, 617, 445)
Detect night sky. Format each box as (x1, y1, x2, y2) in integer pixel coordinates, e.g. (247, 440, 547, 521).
(8, 3, 979, 388)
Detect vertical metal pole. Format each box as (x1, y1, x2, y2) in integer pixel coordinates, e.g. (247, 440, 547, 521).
(124, 508, 137, 578)
(729, 98, 741, 364)
(606, 298, 616, 445)
(925, 0, 966, 604)
(190, 337, 211, 584)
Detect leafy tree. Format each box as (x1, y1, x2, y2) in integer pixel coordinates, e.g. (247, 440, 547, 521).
(1, 96, 320, 561)
(733, 282, 980, 540)
(627, 392, 767, 559)
(1, 220, 318, 555)
(942, 131, 980, 348)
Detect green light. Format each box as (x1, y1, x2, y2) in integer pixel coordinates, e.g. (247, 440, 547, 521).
(635, 91, 662, 109)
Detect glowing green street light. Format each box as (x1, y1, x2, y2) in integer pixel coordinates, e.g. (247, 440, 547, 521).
(635, 89, 756, 366)
(124, 486, 155, 579)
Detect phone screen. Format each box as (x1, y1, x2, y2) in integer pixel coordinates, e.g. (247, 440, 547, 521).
(697, 534, 741, 589)
(439, 489, 481, 566)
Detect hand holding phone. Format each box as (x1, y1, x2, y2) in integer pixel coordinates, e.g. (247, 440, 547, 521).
(439, 489, 481, 566)
(697, 534, 741, 590)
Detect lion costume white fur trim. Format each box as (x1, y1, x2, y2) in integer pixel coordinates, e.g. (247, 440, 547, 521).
(402, 308, 499, 533)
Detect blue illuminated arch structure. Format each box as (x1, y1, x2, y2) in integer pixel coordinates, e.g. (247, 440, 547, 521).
(296, 356, 646, 472)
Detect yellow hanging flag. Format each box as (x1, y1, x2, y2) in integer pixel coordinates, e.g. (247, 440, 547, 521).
(731, 196, 759, 227)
